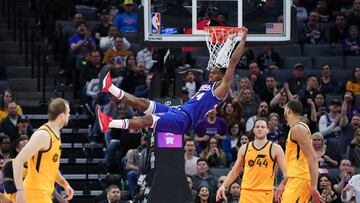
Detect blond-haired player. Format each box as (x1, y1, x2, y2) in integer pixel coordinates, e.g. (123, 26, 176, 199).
(13, 98, 74, 203)
(216, 118, 287, 202)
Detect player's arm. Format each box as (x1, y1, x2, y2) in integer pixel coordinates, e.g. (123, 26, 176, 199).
(55, 171, 74, 200)
(340, 100, 348, 128)
(272, 143, 288, 202)
(13, 130, 50, 202)
(216, 144, 246, 201)
(214, 29, 247, 99)
(291, 125, 319, 192)
(273, 143, 287, 180)
(222, 144, 246, 188)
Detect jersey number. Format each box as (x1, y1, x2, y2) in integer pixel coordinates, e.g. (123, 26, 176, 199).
(256, 159, 268, 167)
(192, 92, 205, 101)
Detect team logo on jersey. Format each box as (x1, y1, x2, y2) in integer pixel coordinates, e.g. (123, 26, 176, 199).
(199, 84, 211, 91)
(248, 160, 255, 167)
(53, 153, 59, 162)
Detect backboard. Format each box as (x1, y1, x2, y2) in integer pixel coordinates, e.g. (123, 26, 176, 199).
(140, 0, 295, 46)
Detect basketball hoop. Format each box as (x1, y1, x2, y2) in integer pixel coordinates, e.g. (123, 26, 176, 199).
(204, 26, 246, 70)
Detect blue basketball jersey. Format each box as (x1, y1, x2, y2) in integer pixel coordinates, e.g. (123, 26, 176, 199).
(181, 82, 223, 125)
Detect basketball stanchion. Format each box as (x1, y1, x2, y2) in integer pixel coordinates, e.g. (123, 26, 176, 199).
(147, 132, 193, 203)
(139, 98, 193, 203)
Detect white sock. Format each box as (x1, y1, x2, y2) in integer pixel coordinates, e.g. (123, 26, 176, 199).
(150, 115, 160, 128)
(109, 119, 129, 129)
(109, 84, 124, 100)
(144, 101, 155, 115)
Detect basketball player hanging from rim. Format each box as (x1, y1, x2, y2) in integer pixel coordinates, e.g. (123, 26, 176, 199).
(216, 118, 287, 203)
(96, 27, 248, 134)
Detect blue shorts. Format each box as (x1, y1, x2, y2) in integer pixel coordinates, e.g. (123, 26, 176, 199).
(153, 102, 191, 134)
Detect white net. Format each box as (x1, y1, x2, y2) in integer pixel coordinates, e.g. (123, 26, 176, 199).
(204, 27, 245, 70)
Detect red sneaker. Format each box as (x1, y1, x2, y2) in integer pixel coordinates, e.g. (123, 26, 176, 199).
(96, 106, 112, 133)
(101, 72, 112, 93)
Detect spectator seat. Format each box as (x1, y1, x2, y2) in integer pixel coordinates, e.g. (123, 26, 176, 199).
(303, 44, 332, 57)
(346, 56, 360, 69)
(282, 57, 312, 69)
(314, 56, 344, 69)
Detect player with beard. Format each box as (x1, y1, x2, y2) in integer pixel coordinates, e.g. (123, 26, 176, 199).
(245, 101, 269, 132)
(279, 100, 325, 203)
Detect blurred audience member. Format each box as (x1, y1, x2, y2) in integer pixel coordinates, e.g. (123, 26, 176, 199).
(340, 114, 360, 158)
(343, 25, 360, 56)
(293, 0, 308, 23)
(98, 184, 126, 203)
(218, 100, 243, 127)
(227, 182, 241, 203)
(256, 47, 281, 70)
(316, 0, 332, 22)
(320, 64, 339, 94)
(346, 0, 360, 28)
(103, 35, 133, 69)
(136, 47, 156, 70)
(93, 9, 113, 42)
(121, 60, 147, 94)
(260, 75, 278, 104)
(0, 135, 11, 161)
(343, 90, 360, 120)
(298, 11, 327, 44)
(318, 99, 346, 139)
(245, 101, 269, 132)
(318, 174, 341, 203)
(112, 0, 138, 33)
(0, 90, 23, 123)
(134, 73, 153, 98)
(0, 102, 33, 142)
(329, 13, 348, 43)
(200, 137, 227, 167)
(185, 139, 200, 176)
(192, 159, 217, 194)
(267, 113, 282, 142)
(287, 63, 306, 95)
(314, 92, 327, 118)
(125, 135, 146, 200)
(334, 159, 353, 194)
(349, 128, 360, 167)
(68, 21, 96, 70)
(346, 66, 360, 95)
(233, 77, 251, 98)
(248, 62, 266, 94)
(194, 186, 211, 203)
(222, 122, 241, 164)
(341, 174, 360, 203)
(238, 48, 255, 69)
(99, 25, 130, 52)
(194, 109, 227, 154)
(312, 132, 339, 168)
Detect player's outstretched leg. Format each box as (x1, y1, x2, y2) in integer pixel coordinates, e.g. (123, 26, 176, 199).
(96, 106, 112, 133)
(96, 106, 156, 133)
(101, 72, 154, 114)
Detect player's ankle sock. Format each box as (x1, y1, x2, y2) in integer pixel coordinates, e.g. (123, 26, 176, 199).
(143, 101, 155, 115)
(150, 115, 160, 128)
(109, 84, 124, 100)
(109, 119, 129, 129)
